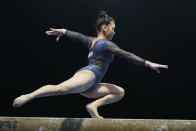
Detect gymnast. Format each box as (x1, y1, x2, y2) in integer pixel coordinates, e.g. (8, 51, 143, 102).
(13, 11, 168, 119)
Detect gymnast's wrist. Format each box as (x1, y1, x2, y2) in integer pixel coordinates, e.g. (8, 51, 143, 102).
(144, 60, 151, 68)
(62, 29, 67, 35)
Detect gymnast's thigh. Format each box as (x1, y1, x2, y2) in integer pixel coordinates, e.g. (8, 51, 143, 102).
(80, 83, 125, 98)
(57, 70, 96, 93)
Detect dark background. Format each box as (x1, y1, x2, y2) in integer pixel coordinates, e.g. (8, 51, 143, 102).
(1, 0, 195, 119)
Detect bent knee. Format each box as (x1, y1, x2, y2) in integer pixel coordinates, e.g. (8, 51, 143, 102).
(105, 83, 125, 98)
(116, 87, 125, 97)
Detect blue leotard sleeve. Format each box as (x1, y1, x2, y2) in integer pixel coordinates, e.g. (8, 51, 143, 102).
(64, 30, 94, 48)
(105, 41, 146, 66)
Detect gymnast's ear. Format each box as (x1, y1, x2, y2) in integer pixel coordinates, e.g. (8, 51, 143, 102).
(102, 24, 108, 32)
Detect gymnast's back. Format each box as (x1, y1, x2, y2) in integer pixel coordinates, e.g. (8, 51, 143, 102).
(87, 38, 115, 68)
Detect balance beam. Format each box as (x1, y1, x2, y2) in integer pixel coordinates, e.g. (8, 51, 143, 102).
(0, 117, 196, 131)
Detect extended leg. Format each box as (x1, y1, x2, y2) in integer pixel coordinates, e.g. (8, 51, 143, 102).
(13, 70, 95, 108)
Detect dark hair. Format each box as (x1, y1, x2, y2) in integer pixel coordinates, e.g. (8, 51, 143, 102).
(95, 11, 114, 32)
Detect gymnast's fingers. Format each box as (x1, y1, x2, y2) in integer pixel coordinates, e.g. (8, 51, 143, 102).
(160, 65, 168, 69)
(56, 36, 60, 42)
(50, 28, 55, 30)
(45, 31, 54, 35)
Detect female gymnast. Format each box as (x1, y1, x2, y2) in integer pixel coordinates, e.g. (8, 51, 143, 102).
(13, 11, 168, 119)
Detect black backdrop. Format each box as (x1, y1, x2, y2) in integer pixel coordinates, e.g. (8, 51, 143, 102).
(1, 0, 195, 119)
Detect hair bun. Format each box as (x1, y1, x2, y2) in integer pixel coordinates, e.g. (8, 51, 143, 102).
(98, 10, 108, 18)
(95, 10, 114, 33)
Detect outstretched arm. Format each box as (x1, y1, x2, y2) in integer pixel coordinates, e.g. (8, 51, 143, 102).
(45, 28, 93, 47)
(107, 42, 168, 73)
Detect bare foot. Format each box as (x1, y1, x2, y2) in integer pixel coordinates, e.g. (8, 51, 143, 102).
(13, 94, 32, 108)
(86, 104, 103, 119)
(95, 116, 104, 119)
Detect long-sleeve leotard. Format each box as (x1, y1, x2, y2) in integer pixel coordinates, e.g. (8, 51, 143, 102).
(64, 30, 146, 66)
(106, 42, 146, 66)
(64, 30, 94, 48)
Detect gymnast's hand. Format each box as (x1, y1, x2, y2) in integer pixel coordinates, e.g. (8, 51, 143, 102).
(145, 61, 168, 73)
(45, 28, 66, 42)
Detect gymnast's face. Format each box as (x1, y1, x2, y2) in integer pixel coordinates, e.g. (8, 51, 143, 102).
(103, 21, 115, 40)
